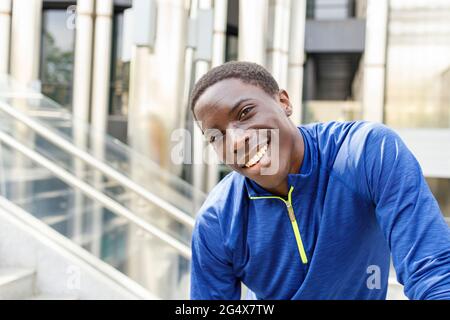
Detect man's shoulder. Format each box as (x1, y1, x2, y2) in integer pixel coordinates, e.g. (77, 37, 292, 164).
(313, 121, 400, 200)
(195, 171, 247, 225)
(302, 120, 393, 167)
(301, 120, 383, 145)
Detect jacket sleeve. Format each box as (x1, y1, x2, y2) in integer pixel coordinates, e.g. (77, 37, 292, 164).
(363, 123, 450, 299)
(190, 208, 241, 300)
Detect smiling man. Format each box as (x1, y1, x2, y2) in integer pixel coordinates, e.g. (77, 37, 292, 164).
(189, 61, 450, 300)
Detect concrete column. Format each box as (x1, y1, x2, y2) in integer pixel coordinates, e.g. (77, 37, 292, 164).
(73, 0, 95, 131)
(0, 0, 11, 74)
(127, 0, 189, 299)
(362, 0, 389, 123)
(128, 0, 187, 172)
(91, 0, 113, 141)
(10, 0, 42, 85)
(288, 0, 307, 125)
(267, 0, 291, 89)
(238, 0, 268, 64)
(192, 0, 212, 194)
(72, 0, 95, 246)
(190, 0, 227, 195)
(179, 0, 197, 133)
(205, 0, 227, 192)
(212, 0, 227, 68)
(90, 0, 113, 258)
(9, 0, 42, 206)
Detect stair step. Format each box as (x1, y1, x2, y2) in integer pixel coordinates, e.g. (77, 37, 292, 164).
(0, 268, 35, 299)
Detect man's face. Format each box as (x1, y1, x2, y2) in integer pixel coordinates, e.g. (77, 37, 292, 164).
(193, 78, 299, 191)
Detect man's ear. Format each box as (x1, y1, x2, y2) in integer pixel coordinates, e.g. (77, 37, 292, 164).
(278, 89, 293, 117)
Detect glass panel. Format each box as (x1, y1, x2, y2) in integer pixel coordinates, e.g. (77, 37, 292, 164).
(306, 0, 356, 20)
(109, 12, 130, 117)
(225, 0, 238, 62)
(225, 34, 238, 62)
(385, 0, 450, 128)
(40, 9, 75, 109)
(307, 0, 315, 18)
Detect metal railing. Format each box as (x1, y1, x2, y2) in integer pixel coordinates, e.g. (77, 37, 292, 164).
(0, 196, 158, 299)
(0, 100, 195, 230)
(0, 129, 191, 259)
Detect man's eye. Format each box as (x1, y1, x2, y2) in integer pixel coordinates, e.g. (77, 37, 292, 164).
(239, 106, 254, 121)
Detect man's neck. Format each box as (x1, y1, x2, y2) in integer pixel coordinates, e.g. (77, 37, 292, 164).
(263, 125, 305, 197)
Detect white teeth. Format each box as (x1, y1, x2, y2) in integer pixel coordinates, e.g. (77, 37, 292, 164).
(244, 144, 268, 168)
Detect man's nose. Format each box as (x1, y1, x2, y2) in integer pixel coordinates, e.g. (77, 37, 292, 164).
(231, 134, 250, 155)
(225, 129, 254, 165)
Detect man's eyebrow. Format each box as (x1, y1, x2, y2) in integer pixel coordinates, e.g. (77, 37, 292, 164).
(228, 98, 253, 116)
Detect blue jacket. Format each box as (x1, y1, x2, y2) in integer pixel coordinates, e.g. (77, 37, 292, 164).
(190, 121, 450, 299)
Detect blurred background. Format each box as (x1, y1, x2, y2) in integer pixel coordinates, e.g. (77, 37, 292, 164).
(0, 0, 448, 300)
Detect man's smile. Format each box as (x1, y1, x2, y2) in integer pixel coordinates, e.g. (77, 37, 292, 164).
(244, 142, 269, 168)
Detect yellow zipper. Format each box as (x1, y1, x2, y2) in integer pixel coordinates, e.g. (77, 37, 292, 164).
(249, 186, 308, 264)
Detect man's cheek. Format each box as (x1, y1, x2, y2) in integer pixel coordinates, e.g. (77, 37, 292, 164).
(215, 143, 241, 166)
(213, 143, 230, 165)
(261, 131, 281, 176)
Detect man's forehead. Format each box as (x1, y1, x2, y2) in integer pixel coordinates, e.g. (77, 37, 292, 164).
(196, 79, 262, 113)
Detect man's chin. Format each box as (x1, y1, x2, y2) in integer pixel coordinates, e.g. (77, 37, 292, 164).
(244, 172, 286, 190)
(229, 158, 286, 186)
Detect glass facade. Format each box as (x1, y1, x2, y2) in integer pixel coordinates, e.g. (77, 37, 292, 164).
(385, 0, 450, 128)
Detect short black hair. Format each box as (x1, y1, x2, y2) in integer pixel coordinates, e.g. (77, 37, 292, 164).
(190, 61, 280, 114)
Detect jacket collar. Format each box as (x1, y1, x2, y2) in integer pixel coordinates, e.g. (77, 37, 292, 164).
(244, 126, 317, 198)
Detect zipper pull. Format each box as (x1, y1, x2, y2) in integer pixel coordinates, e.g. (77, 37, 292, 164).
(286, 202, 296, 222)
